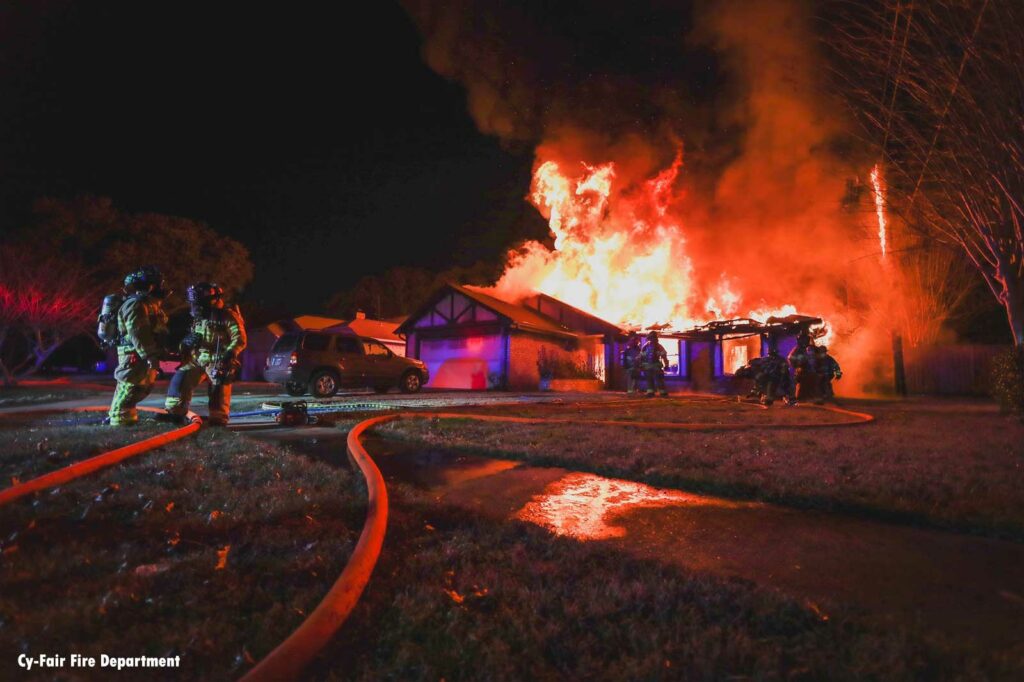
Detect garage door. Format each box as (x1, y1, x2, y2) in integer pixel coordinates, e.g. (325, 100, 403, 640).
(419, 335, 505, 390)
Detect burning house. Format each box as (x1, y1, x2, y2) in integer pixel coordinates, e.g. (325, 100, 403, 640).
(629, 314, 823, 393)
(399, 281, 823, 394)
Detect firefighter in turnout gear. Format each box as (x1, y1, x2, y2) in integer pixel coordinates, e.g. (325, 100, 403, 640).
(620, 332, 642, 394)
(162, 283, 246, 426)
(758, 348, 791, 406)
(107, 266, 170, 426)
(641, 331, 669, 398)
(738, 348, 790, 406)
(788, 342, 821, 404)
(814, 345, 842, 403)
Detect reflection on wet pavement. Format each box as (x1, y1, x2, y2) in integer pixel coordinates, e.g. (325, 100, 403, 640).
(514, 472, 752, 540)
(364, 436, 521, 490)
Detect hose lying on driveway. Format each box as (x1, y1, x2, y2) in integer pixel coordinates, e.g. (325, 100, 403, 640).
(0, 406, 201, 508)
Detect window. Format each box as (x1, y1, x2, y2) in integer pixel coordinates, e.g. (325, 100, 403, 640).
(363, 340, 390, 357)
(663, 340, 688, 378)
(335, 336, 361, 354)
(664, 340, 681, 376)
(302, 334, 330, 351)
(271, 333, 299, 353)
(721, 336, 761, 375)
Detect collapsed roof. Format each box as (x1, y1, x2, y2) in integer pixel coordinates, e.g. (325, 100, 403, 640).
(670, 314, 824, 341)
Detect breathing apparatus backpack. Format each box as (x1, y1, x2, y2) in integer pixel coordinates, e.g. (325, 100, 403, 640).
(97, 293, 125, 348)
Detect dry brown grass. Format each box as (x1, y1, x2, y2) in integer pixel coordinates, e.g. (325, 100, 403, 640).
(0, 426, 363, 679)
(0, 412, 174, 484)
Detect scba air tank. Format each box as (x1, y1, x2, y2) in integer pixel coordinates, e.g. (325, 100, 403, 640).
(97, 293, 124, 346)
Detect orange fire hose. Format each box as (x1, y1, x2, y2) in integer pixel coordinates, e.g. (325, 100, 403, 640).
(0, 406, 201, 508)
(241, 400, 873, 680)
(241, 414, 391, 682)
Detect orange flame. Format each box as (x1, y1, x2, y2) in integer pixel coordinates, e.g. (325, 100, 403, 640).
(870, 164, 887, 259)
(492, 152, 818, 332)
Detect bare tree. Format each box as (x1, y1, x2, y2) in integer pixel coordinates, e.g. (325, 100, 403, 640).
(828, 0, 1024, 346)
(0, 247, 100, 385)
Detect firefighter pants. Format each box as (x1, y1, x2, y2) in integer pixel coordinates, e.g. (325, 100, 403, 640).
(818, 375, 834, 402)
(643, 363, 668, 396)
(165, 362, 233, 424)
(625, 367, 641, 394)
(794, 368, 819, 403)
(108, 349, 157, 426)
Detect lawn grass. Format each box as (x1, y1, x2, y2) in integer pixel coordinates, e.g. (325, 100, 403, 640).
(437, 396, 850, 425)
(376, 398, 1024, 539)
(0, 412, 173, 484)
(0, 426, 363, 680)
(314, 483, 1021, 681)
(0, 386, 105, 407)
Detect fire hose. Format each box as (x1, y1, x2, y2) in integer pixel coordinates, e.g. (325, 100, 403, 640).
(0, 406, 201, 509)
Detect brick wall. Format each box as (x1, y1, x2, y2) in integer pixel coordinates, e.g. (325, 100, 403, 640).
(508, 333, 596, 391)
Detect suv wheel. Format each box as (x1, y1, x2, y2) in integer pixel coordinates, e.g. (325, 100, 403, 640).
(400, 371, 423, 394)
(285, 382, 306, 397)
(309, 370, 340, 398)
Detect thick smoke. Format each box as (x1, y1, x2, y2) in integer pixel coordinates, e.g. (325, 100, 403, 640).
(402, 0, 895, 393)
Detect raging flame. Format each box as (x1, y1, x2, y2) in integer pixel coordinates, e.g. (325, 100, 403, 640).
(492, 153, 814, 331)
(870, 164, 887, 260)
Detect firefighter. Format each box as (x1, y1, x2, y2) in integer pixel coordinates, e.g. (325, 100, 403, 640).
(641, 331, 669, 398)
(814, 345, 842, 403)
(788, 342, 819, 404)
(786, 341, 809, 405)
(107, 266, 170, 426)
(162, 282, 246, 426)
(759, 348, 791, 406)
(620, 332, 642, 394)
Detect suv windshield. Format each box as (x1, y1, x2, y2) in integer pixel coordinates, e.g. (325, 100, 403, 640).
(272, 333, 300, 353)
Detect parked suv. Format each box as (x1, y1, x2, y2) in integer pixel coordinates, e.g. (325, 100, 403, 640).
(264, 331, 428, 398)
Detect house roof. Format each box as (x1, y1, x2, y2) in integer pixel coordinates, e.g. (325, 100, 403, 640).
(670, 314, 824, 341)
(323, 316, 406, 341)
(396, 282, 581, 339)
(261, 315, 345, 336)
(259, 315, 407, 342)
(519, 292, 623, 337)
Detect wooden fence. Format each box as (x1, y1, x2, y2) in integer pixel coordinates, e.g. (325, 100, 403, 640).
(903, 344, 1009, 395)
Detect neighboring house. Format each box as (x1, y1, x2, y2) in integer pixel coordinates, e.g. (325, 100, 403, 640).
(240, 312, 406, 381)
(322, 311, 406, 356)
(396, 283, 622, 390)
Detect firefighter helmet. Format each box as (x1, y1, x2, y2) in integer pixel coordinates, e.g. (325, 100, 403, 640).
(186, 282, 224, 304)
(123, 265, 167, 297)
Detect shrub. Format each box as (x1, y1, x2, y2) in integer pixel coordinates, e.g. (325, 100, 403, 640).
(991, 346, 1024, 419)
(537, 346, 596, 380)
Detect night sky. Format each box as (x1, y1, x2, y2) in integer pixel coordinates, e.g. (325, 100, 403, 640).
(0, 1, 548, 312)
